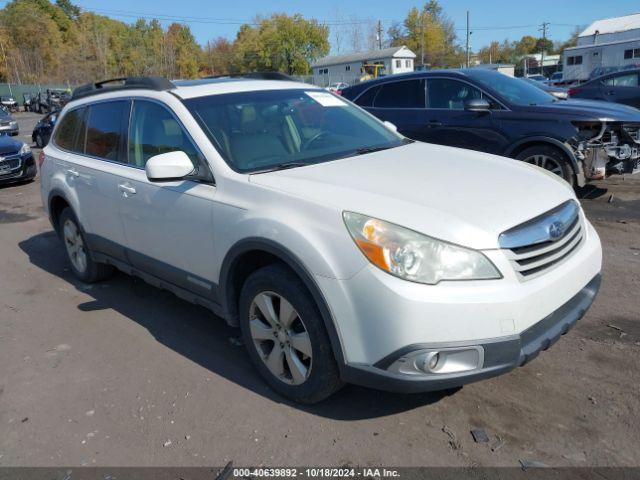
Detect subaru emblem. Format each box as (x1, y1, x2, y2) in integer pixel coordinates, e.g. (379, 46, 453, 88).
(548, 221, 565, 240)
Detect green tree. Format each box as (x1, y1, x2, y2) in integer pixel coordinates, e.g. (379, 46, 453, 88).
(233, 14, 329, 75)
(515, 35, 537, 56)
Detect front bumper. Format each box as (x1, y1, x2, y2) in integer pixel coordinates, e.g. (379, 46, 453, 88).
(0, 125, 19, 136)
(342, 273, 601, 393)
(0, 154, 36, 184)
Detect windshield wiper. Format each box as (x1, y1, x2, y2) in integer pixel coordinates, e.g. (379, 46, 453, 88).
(252, 161, 313, 174)
(354, 145, 394, 155)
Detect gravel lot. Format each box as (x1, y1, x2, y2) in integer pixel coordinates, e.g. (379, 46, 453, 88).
(0, 112, 639, 467)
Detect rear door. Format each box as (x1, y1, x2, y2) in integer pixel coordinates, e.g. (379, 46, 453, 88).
(53, 101, 131, 262)
(116, 99, 218, 299)
(356, 79, 428, 140)
(422, 77, 509, 154)
(603, 72, 640, 108)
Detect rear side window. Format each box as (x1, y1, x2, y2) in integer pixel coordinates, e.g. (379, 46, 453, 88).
(354, 85, 381, 107)
(128, 101, 199, 168)
(374, 80, 425, 108)
(604, 73, 639, 87)
(85, 101, 129, 162)
(54, 108, 83, 151)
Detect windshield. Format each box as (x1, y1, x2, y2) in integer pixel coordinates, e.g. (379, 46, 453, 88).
(470, 71, 556, 106)
(185, 88, 405, 173)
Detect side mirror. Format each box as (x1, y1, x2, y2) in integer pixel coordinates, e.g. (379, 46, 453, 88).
(145, 151, 195, 182)
(383, 121, 398, 132)
(464, 98, 491, 112)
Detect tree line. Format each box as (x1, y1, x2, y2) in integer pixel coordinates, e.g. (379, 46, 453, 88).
(0, 0, 579, 86)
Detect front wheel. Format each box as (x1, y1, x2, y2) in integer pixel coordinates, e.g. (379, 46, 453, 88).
(515, 145, 576, 187)
(35, 133, 44, 148)
(239, 264, 343, 404)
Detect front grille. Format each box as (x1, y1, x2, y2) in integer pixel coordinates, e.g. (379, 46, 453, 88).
(0, 121, 9, 127)
(0, 154, 22, 173)
(499, 200, 584, 279)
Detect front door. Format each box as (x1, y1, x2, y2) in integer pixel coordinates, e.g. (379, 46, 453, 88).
(421, 77, 509, 155)
(117, 99, 219, 300)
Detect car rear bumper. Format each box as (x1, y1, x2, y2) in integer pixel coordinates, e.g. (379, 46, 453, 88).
(341, 273, 601, 393)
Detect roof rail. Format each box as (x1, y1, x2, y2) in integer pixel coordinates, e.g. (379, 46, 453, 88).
(71, 76, 175, 100)
(203, 72, 295, 81)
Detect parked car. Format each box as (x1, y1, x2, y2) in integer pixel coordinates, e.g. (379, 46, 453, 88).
(40, 75, 602, 403)
(526, 74, 547, 82)
(568, 69, 640, 109)
(34, 89, 71, 113)
(23, 93, 34, 112)
(0, 108, 19, 136)
(0, 136, 36, 185)
(342, 69, 640, 185)
(32, 110, 58, 147)
(522, 77, 568, 99)
(548, 71, 563, 85)
(326, 82, 349, 95)
(1, 95, 18, 112)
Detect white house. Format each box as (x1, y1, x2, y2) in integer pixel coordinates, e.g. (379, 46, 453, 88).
(311, 46, 416, 87)
(474, 63, 516, 77)
(562, 12, 640, 81)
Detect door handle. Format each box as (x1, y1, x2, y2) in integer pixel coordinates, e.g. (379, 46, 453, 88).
(118, 183, 137, 196)
(66, 168, 79, 178)
(605, 90, 615, 95)
(427, 121, 443, 127)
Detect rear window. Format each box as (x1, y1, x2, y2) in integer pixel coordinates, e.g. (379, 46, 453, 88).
(374, 80, 425, 108)
(54, 108, 83, 151)
(85, 101, 129, 162)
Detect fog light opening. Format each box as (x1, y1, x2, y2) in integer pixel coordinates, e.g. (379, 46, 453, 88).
(422, 352, 441, 373)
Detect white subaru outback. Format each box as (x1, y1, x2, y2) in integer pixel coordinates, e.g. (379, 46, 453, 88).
(40, 75, 602, 403)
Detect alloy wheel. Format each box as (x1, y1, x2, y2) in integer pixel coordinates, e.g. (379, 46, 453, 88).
(523, 154, 564, 177)
(63, 219, 87, 273)
(249, 291, 312, 385)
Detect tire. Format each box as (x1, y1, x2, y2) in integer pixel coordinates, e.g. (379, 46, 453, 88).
(58, 207, 114, 283)
(515, 144, 576, 187)
(239, 264, 343, 404)
(35, 134, 44, 148)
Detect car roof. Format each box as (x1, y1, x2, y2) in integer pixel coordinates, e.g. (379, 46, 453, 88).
(172, 78, 316, 100)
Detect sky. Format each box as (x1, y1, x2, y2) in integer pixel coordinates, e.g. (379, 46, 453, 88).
(54, 0, 640, 52)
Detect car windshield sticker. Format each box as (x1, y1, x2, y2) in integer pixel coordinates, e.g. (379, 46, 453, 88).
(305, 91, 347, 107)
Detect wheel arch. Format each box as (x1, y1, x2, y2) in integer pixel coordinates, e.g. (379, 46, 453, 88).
(219, 238, 346, 369)
(48, 188, 72, 234)
(504, 136, 585, 186)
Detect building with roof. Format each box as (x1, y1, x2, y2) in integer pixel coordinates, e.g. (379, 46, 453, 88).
(562, 12, 640, 81)
(311, 46, 416, 87)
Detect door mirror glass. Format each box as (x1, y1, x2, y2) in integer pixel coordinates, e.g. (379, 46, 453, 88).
(145, 151, 195, 181)
(383, 121, 398, 132)
(464, 98, 491, 112)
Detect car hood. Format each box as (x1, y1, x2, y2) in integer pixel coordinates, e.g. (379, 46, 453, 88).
(525, 99, 640, 122)
(0, 135, 22, 155)
(250, 142, 576, 250)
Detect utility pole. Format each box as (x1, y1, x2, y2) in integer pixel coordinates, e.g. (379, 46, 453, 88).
(465, 10, 470, 68)
(377, 20, 383, 50)
(420, 13, 425, 66)
(539, 22, 550, 76)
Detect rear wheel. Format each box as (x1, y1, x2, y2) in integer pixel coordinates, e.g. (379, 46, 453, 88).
(515, 144, 575, 187)
(58, 208, 114, 283)
(239, 264, 343, 403)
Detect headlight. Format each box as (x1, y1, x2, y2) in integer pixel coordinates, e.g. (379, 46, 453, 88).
(19, 143, 31, 155)
(10, 121, 17, 127)
(343, 212, 501, 285)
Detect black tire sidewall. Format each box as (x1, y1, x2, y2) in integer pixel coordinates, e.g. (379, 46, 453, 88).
(239, 264, 342, 404)
(516, 145, 575, 187)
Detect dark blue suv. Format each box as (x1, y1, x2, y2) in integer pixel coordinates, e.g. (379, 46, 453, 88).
(342, 69, 640, 186)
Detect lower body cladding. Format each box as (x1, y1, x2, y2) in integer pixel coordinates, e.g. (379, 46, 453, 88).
(0, 154, 36, 185)
(317, 221, 602, 393)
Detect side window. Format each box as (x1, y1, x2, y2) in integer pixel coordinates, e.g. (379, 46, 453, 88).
(85, 101, 129, 162)
(373, 80, 425, 108)
(613, 73, 638, 87)
(354, 85, 381, 107)
(128, 100, 199, 168)
(603, 77, 615, 86)
(427, 78, 482, 109)
(54, 108, 83, 151)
